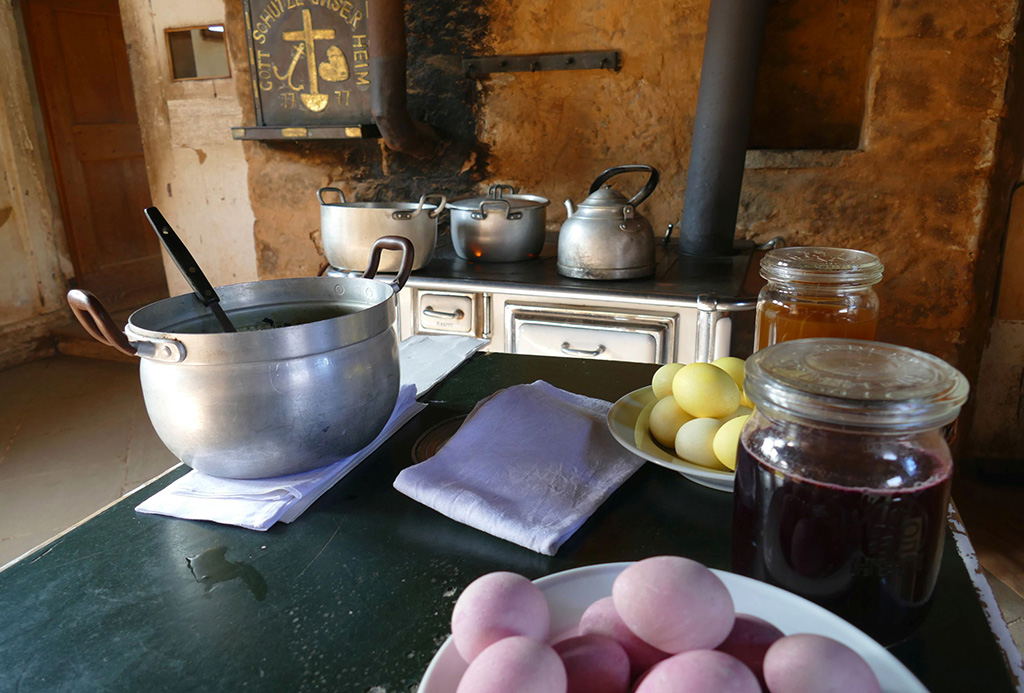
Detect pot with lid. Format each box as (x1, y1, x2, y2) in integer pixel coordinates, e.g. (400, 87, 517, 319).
(318, 187, 445, 272)
(557, 164, 659, 280)
(448, 184, 550, 262)
(67, 236, 415, 480)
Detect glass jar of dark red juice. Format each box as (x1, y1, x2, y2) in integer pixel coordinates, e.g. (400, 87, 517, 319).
(732, 338, 969, 644)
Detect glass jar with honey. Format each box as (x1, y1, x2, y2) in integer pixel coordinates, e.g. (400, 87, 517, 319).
(754, 247, 883, 352)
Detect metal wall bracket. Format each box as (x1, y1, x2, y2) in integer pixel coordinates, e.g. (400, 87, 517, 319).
(463, 51, 620, 77)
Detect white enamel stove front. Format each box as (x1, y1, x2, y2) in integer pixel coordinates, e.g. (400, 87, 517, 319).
(396, 279, 737, 365)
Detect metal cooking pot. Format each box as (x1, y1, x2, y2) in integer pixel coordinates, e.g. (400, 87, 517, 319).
(67, 237, 415, 480)
(558, 164, 659, 280)
(448, 184, 550, 262)
(318, 187, 445, 272)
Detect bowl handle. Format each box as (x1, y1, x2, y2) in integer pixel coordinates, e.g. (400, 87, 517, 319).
(363, 236, 415, 292)
(67, 289, 138, 357)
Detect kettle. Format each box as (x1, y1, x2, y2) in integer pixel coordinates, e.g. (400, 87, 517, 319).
(557, 164, 660, 280)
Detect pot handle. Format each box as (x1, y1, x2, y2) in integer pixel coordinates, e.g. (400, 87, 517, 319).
(423, 192, 447, 219)
(472, 198, 522, 221)
(394, 193, 447, 221)
(588, 164, 660, 208)
(363, 236, 415, 292)
(317, 187, 347, 205)
(67, 289, 138, 357)
(488, 184, 515, 199)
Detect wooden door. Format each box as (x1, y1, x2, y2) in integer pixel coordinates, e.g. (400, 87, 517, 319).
(23, 0, 167, 309)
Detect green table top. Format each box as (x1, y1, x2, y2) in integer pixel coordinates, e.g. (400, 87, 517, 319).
(0, 353, 1016, 691)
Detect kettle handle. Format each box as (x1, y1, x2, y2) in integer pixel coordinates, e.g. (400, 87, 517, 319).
(588, 164, 660, 208)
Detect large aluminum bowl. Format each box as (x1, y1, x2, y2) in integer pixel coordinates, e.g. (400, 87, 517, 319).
(69, 238, 413, 479)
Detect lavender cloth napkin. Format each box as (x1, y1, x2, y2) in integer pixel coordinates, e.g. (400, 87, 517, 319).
(393, 380, 645, 555)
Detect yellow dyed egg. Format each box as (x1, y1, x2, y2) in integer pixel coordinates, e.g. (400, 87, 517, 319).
(712, 356, 753, 409)
(712, 415, 750, 471)
(652, 363, 684, 400)
(719, 405, 752, 423)
(649, 396, 694, 448)
(674, 418, 728, 470)
(711, 357, 745, 388)
(672, 363, 742, 419)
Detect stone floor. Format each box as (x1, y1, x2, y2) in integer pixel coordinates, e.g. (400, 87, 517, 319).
(1, 354, 1022, 671)
(0, 355, 178, 567)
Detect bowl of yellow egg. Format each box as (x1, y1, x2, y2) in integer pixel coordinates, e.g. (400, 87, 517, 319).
(606, 357, 752, 492)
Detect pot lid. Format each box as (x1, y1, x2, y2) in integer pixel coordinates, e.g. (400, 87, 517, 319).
(448, 185, 550, 211)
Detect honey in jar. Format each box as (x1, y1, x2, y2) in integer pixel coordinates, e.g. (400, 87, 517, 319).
(754, 247, 883, 351)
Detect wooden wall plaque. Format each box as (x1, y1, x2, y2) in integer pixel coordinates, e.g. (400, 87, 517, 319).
(239, 0, 373, 135)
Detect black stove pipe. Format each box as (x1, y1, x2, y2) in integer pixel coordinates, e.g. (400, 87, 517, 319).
(678, 0, 770, 257)
(367, 0, 438, 158)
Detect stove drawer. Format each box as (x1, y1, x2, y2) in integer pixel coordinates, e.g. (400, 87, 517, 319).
(415, 291, 476, 334)
(506, 304, 674, 363)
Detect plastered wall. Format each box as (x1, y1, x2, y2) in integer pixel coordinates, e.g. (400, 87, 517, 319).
(0, 5, 72, 369)
(119, 0, 258, 297)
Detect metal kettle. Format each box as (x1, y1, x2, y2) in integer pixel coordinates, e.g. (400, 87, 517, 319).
(557, 164, 660, 280)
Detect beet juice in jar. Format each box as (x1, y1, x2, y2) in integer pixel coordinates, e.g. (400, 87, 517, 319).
(732, 339, 969, 645)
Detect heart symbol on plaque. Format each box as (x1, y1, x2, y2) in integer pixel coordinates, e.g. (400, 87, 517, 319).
(318, 46, 349, 82)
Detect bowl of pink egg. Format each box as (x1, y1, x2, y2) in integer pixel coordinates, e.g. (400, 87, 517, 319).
(420, 556, 928, 693)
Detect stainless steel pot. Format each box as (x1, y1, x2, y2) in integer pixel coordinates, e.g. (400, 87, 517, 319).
(318, 187, 445, 272)
(67, 237, 415, 480)
(448, 185, 550, 262)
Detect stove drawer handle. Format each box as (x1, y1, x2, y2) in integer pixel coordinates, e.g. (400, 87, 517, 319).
(560, 342, 606, 357)
(423, 306, 465, 320)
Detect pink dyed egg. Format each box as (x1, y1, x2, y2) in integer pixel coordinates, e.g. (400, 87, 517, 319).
(578, 596, 670, 679)
(554, 634, 631, 693)
(716, 613, 784, 684)
(451, 572, 551, 662)
(456, 636, 567, 693)
(634, 650, 761, 693)
(763, 634, 882, 693)
(612, 556, 735, 653)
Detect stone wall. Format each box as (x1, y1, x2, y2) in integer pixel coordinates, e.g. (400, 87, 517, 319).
(229, 0, 1022, 373)
(6, 0, 1019, 458)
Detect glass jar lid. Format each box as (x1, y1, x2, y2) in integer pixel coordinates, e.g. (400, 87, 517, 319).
(760, 247, 884, 286)
(745, 338, 969, 430)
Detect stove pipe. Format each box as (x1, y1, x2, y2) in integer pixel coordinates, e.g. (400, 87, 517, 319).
(367, 0, 438, 158)
(678, 0, 770, 257)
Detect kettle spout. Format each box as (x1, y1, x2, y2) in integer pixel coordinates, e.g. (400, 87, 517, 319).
(564, 199, 576, 218)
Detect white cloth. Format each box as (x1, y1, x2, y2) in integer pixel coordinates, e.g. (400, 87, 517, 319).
(134, 334, 487, 530)
(135, 385, 425, 530)
(393, 380, 645, 555)
(399, 334, 488, 395)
